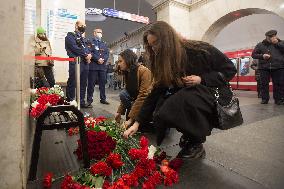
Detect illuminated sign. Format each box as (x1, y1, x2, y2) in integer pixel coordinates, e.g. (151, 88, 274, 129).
(85, 7, 149, 24)
(85, 8, 103, 15)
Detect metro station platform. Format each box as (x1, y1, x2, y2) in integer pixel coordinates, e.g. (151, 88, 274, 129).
(27, 89, 284, 189)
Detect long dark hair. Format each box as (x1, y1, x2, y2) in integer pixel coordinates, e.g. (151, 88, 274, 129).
(119, 49, 138, 70)
(143, 21, 210, 87)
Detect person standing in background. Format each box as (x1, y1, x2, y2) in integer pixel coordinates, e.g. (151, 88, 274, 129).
(65, 21, 92, 106)
(86, 28, 110, 107)
(250, 59, 261, 98)
(34, 27, 55, 88)
(106, 62, 115, 88)
(252, 30, 284, 105)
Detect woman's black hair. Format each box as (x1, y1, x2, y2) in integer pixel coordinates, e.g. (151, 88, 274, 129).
(119, 49, 138, 70)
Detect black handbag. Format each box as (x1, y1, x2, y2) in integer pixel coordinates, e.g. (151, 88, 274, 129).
(214, 86, 243, 130)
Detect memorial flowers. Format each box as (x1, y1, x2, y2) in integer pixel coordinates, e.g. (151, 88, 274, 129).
(29, 85, 77, 118)
(43, 117, 183, 189)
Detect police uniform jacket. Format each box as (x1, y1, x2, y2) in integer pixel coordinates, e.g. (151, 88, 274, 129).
(65, 31, 89, 63)
(89, 37, 109, 71)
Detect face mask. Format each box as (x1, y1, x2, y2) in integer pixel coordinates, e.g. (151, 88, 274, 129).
(78, 26, 86, 33)
(97, 33, 102, 39)
(38, 34, 48, 41)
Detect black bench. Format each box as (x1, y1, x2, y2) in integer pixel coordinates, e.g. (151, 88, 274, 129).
(28, 105, 90, 181)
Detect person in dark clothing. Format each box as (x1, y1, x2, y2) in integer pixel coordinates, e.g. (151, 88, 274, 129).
(106, 62, 115, 88)
(252, 30, 284, 105)
(65, 21, 92, 106)
(123, 21, 237, 159)
(86, 28, 110, 107)
(114, 49, 152, 132)
(250, 59, 261, 98)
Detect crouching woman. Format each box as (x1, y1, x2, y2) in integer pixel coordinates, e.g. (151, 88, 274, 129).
(115, 49, 152, 132)
(123, 21, 237, 159)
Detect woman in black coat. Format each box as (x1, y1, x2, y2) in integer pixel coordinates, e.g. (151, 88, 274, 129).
(123, 21, 237, 159)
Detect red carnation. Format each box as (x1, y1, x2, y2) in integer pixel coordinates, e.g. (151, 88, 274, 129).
(150, 171, 163, 185)
(109, 178, 130, 189)
(47, 94, 61, 105)
(140, 136, 149, 149)
(90, 161, 112, 176)
(43, 172, 53, 188)
(103, 180, 112, 189)
(135, 158, 156, 177)
(75, 130, 116, 161)
(164, 169, 179, 186)
(37, 94, 49, 105)
(30, 103, 47, 118)
(169, 158, 183, 171)
(61, 175, 73, 189)
(106, 153, 124, 169)
(121, 173, 139, 187)
(133, 166, 146, 178)
(128, 148, 148, 160)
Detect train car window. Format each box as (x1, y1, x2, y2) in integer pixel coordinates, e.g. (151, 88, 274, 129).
(240, 57, 250, 76)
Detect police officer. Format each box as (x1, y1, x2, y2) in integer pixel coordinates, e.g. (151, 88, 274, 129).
(86, 28, 110, 107)
(252, 30, 284, 105)
(65, 20, 92, 107)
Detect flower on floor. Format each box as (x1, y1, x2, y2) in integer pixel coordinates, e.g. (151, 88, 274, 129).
(43, 172, 53, 189)
(44, 117, 183, 189)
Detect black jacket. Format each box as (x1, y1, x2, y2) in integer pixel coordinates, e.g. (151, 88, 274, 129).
(136, 43, 237, 139)
(252, 39, 284, 70)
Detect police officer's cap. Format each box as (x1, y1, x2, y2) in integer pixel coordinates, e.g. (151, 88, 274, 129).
(265, 30, 277, 37)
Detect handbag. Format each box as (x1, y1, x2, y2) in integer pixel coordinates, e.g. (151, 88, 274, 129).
(214, 86, 243, 130)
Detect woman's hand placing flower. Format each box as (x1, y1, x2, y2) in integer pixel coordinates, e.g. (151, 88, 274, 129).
(123, 121, 139, 139)
(182, 75, 201, 87)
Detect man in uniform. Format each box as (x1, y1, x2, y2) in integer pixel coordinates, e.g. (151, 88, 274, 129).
(252, 30, 284, 105)
(65, 20, 92, 107)
(86, 28, 110, 107)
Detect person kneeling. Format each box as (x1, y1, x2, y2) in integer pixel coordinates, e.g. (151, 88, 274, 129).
(114, 49, 153, 132)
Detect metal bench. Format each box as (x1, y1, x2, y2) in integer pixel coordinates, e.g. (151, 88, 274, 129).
(28, 105, 90, 181)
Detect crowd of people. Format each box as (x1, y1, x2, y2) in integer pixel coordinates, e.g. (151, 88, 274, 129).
(32, 20, 284, 159)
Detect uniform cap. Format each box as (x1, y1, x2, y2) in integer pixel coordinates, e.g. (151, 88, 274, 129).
(265, 30, 277, 37)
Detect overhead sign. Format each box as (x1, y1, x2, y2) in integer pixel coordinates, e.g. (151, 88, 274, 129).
(85, 8, 103, 15)
(85, 7, 149, 24)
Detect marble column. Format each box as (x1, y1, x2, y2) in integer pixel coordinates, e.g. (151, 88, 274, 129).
(0, 0, 35, 188)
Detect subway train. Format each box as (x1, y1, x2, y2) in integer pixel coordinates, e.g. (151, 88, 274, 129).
(224, 48, 272, 91)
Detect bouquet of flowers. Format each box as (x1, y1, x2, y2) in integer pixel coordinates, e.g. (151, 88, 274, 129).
(29, 85, 77, 118)
(44, 117, 183, 189)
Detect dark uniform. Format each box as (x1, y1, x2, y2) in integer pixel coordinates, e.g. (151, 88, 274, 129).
(87, 37, 109, 104)
(252, 31, 284, 104)
(65, 31, 90, 105)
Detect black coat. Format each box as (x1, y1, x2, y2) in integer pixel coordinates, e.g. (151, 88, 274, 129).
(136, 43, 237, 145)
(252, 39, 284, 70)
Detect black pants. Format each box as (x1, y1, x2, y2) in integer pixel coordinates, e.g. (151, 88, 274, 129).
(259, 69, 284, 102)
(34, 66, 55, 88)
(43, 66, 55, 87)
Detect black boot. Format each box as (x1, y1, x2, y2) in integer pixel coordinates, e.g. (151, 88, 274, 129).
(261, 99, 269, 104)
(177, 143, 205, 159)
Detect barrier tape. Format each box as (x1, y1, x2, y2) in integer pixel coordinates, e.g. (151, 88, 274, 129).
(24, 55, 75, 62)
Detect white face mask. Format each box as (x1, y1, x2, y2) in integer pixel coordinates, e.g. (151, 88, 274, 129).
(97, 33, 102, 39)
